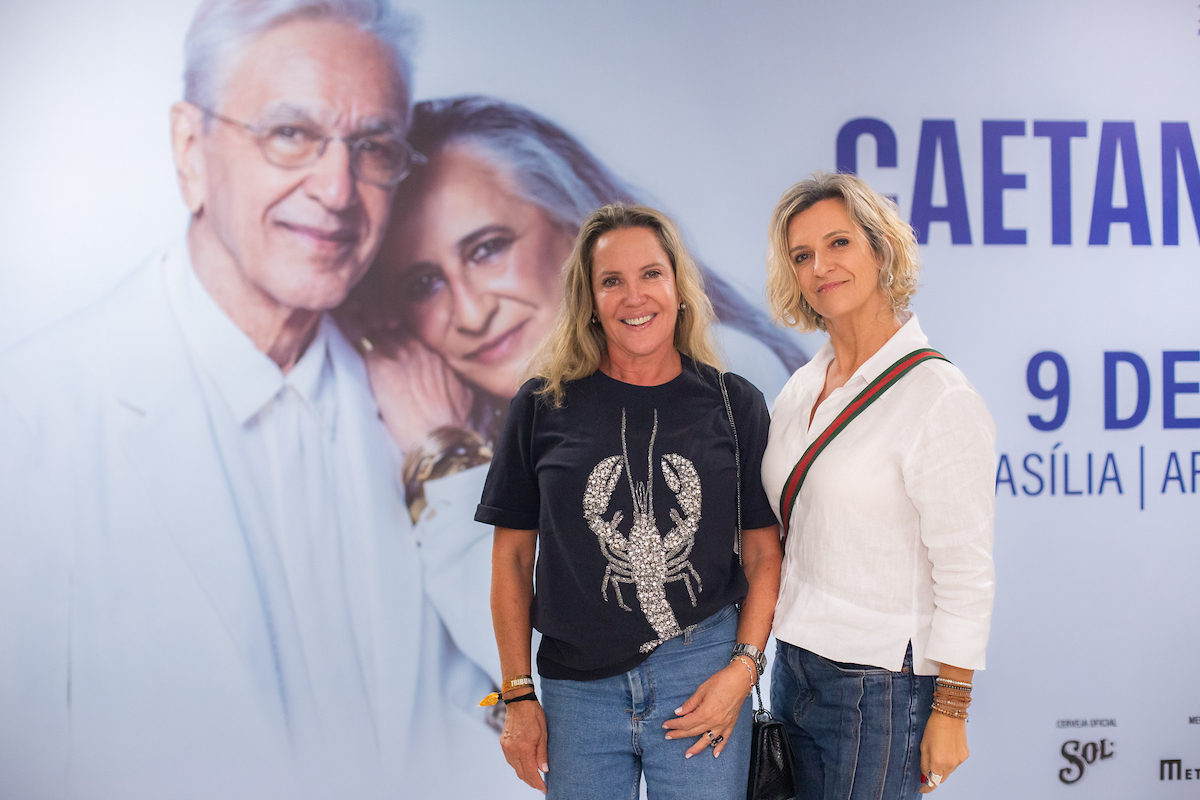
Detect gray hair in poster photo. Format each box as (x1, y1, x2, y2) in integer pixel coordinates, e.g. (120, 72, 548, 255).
(0, 1, 529, 798)
(337, 95, 805, 517)
(0, 0, 804, 798)
(183, 0, 416, 112)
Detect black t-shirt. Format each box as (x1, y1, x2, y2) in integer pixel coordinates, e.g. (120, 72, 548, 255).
(475, 358, 776, 681)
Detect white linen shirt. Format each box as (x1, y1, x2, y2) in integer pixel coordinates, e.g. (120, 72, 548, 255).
(762, 312, 995, 674)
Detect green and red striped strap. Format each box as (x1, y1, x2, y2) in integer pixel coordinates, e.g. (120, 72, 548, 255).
(778, 347, 949, 543)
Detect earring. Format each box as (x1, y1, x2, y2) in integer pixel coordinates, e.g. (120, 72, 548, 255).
(679, 302, 686, 310)
(882, 270, 895, 288)
(591, 315, 597, 324)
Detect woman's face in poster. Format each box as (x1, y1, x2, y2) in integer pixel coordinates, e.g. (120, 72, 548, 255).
(378, 145, 572, 398)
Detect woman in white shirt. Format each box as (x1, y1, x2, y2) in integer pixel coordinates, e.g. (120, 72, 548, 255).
(760, 173, 995, 798)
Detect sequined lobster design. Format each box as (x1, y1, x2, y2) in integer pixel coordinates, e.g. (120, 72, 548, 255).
(583, 409, 702, 653)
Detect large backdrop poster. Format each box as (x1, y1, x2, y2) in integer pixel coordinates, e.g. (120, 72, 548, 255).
(0, 1, 1197, 798)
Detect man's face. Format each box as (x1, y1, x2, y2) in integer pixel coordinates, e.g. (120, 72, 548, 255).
(193, 18, 407, 312)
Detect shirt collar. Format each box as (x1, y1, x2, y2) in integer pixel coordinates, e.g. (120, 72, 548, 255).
(844, 310, 928, 390)
(796, 310, 928, 399)
(166, 242, 338, 429)
(285, 317, 337, 434)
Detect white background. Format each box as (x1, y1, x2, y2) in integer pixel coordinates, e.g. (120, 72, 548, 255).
(1, 1, 1198, 796)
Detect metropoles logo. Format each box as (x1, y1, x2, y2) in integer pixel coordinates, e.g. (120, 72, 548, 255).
(1159, 759, 1200, 781)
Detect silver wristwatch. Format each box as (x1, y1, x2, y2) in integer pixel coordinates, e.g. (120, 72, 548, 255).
(731, 643, 766, 677)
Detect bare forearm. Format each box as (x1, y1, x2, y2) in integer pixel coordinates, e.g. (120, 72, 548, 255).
(735, 525, 782, 651)
(490, 527, 537, 685)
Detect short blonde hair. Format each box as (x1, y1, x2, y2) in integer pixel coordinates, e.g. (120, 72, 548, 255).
(532, 203, 721, 406)
(766, 172, 920, 332)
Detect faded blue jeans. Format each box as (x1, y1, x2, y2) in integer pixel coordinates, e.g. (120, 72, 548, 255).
(771, 640, 934, 800)
(540, 605, 752, 800)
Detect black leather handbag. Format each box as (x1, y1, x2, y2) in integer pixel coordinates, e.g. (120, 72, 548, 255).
(746, 682, 796, 800)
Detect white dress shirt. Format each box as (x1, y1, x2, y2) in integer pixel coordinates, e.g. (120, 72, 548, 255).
(166, 253, 525, 796)
(169, 256, 379, 775)
(762, 312, 995, 674)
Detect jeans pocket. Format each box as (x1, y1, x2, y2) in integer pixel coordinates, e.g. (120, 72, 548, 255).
(686, 604, 738, 637)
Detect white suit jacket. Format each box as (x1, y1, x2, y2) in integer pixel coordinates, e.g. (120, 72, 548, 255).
(0, 250, 529, 799)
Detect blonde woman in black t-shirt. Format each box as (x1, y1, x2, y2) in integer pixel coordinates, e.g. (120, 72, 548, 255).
(478, 204, 782, 799)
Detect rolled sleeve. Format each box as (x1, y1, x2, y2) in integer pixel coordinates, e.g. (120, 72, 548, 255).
(474, 382, 541, 532)
(727, 373, 778, 531)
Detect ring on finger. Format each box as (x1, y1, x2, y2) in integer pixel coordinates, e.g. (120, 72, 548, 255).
(704, 730, 718, 747)
(927, 772, 943, 789)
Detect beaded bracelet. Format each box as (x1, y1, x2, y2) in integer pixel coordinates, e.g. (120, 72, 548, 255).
(935, 677, 973, 690)
(931, 701, 969, 721)
(932, 690, 971, 707)
(730, 654, 758, 690)
(933, 694, 971, 706)
(931, 695, 969, 710)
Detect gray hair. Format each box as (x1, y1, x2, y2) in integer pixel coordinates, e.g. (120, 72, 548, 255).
(401, 96, 635, 232)
(183, 0, 416, 113)
(398, 96, 808, 372)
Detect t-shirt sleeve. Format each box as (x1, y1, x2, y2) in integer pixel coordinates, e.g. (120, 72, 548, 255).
(475, 381, 542, 530)
(726, 373, 778, 530)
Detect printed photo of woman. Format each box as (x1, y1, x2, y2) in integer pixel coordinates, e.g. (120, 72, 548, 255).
(337, 95, 806, 522)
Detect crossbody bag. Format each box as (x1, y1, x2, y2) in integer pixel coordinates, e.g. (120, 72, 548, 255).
(778, 348, 948, 544)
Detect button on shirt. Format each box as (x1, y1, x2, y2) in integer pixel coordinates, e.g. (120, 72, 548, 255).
(761, 313, 995, 674)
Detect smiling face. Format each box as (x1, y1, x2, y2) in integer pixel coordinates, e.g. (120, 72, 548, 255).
(378, 145, 572, 399)
(186, 18, 408, 312)
(590, 226, 680, 368)
(786, 198, 890, 327)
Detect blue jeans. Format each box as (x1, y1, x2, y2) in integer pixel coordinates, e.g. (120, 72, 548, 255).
(771, 640, 934, 800)
(540, 605, 752, 800)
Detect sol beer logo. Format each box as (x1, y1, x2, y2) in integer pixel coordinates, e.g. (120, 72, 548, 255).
(1059, 739, 1115, 784)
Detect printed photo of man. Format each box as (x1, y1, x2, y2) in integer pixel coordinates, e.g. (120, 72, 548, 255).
(0, 2, 526, 797)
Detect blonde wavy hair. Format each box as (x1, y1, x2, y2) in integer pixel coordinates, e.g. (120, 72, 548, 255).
(766, 172, 921, 332)
(532, 203, 721, 407)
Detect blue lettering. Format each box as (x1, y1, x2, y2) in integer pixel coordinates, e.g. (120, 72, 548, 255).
(1051, 443, 1060, 495)
(1161, 122, 1200, 246)
(1089, 122, 1152, 245)
(995, 454, 1016, 496)
(1063, 453, 1083, 495)
(983, 120, 1027, 244)
(1034, 121, 1087, 245)
(836, 118, 898, 175)
(911, 120, 972, 244)
(1104, 352, 1151, 429)
(1192, 452, 1200, 493)
(1162, 452, 1187, 493)
(1099, 453, 1123, 495)
(1163, 351, 1200, 429)
(1027, 351, 1070, 430)
(1022, 453, 1045, 496)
